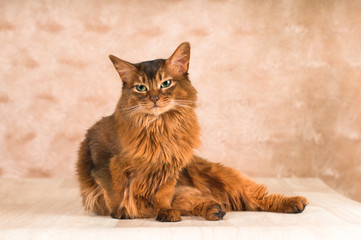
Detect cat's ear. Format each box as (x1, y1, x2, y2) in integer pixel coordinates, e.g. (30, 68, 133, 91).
(166, 42, 190, 75)
(109, 55, 137, 83)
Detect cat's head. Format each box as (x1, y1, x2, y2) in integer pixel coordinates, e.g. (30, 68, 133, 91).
(109, 42, 197, 117)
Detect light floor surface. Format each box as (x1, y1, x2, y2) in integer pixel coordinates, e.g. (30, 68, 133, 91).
(1, 178, 361, 240)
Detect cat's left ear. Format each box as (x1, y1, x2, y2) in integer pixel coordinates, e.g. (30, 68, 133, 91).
(166, 42, 190, 75)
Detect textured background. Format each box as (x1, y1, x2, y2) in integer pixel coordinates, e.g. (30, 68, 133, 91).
(1, 0, 361, 202)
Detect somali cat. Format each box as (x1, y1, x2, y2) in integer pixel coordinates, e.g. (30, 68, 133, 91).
(76, 42, 308, 222)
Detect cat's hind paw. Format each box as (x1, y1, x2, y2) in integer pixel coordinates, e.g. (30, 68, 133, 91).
(205, 203, 226, 221)
(156, 209, 181, 222)
(284, 196, 308, 213)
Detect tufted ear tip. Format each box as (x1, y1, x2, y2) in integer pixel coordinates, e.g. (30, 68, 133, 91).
(109, 54, 117, 63)
(108, 54, 137, 83)
(166, 42, 191, 75)
(179, 42, 190, 50)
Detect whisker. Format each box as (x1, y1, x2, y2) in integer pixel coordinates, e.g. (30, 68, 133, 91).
(121, 105, 139, 111)
(173, 100, 196, 109)
(127, 106, 142, 115)
(121, 104, 143, 115)
(175, 103, 193, 109)
(174, 99, 196, 103)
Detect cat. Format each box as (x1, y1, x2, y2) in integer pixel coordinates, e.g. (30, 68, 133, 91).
(76, 42, 308, 222)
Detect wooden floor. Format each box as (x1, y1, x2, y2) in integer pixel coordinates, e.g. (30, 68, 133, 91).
(1, 178, 361, 240)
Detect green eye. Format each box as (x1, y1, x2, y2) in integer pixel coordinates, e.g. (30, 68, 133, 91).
(135, 85, 147, 92)
(161, 80, 172, 88)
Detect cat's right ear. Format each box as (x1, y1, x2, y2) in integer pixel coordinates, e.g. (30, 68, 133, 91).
(109, 55, 137, 83)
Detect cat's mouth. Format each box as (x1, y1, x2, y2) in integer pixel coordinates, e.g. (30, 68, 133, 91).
(150, 104, 165, 113)
(146, 102, 174, 116)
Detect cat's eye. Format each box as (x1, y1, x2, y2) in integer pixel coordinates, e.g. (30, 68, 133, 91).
(161, 80, 172, 88)
(135, 85, 147, 92)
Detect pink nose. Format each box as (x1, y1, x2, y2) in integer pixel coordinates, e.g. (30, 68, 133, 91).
(150, 95, 159, 103)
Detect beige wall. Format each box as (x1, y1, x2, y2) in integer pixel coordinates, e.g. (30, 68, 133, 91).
(1, 0, 361, 202)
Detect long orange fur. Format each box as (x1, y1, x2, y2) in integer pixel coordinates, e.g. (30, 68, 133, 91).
(76, 42, 308, 222)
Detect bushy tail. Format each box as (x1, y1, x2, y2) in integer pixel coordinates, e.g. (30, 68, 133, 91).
(76, 139, 109, 216)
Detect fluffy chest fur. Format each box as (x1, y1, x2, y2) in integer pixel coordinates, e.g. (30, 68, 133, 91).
(110, 108, 200, 214)
(115, 108, 200, 168)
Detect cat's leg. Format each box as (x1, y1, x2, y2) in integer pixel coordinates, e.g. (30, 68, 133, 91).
(172, 186, 226, 221)
(237, 180, 308, 213)
(106, 156, 134, 219)
(182, 156, 308, 214)
(208, 169, 308, 213)
(90, 165, 131, 219)
(153, 177, 182, 222)
(210, 169, 308, 213)
(108, 156, 156, 220)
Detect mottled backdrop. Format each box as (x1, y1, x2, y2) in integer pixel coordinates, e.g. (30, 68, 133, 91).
(1, 0, 361, 202)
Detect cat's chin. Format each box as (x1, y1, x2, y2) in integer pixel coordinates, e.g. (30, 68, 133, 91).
(151, 107, 170, 116)
(145, 104, 174, 117)
(149, 107, 163, 116)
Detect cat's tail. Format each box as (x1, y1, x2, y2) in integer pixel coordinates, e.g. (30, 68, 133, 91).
(76, 139, 109, 216)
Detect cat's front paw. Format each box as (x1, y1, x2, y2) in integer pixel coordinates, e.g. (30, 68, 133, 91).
(156, 209, 181, 222)
(283, 196, 308, 213)
(110, 207, 131, 219)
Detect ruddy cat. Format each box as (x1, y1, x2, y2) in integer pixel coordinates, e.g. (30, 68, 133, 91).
(76, 42, 308, 222)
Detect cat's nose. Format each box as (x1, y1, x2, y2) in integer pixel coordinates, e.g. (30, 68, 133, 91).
(150, 95, 159, 104)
